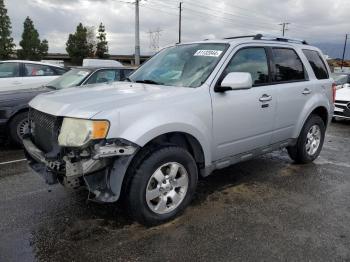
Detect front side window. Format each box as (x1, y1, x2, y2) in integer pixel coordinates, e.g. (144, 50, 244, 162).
(24, 63, 56, 76)
(222, 47, 269, 85)
(129, 43, 228, 88)
(272, 48, 305, 82)
(302, 49, 329, 79)
(86, 69, 120, 84)
(0, 62, 19, 78)
(46, 68, 92, 89)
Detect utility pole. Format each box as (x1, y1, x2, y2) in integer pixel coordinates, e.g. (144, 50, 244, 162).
(279, 22, 290, 37)
(135, 0, 140, 66)
(178, 2, 182, 43)
(341, 34, 348, 70)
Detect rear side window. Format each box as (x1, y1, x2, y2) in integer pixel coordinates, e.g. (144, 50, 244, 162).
(223, 47, 269, 85)
(24, 63, 56, 76)
(0, 62, 19, 78)
(302, 49, 329, 79)
(272, 48, 305, 82)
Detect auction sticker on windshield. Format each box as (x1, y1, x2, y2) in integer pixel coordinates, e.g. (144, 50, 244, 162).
(194, 50, 223, 57)
(77, 71, 90, 76)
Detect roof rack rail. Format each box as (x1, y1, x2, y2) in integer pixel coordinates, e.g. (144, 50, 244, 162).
(223, 35, 256, 40)
(253, 34, 308, 45)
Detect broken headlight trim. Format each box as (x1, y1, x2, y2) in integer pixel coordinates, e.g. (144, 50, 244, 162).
(58, 118, 109, 147)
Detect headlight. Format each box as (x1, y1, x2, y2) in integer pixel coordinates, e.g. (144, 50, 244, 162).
(58, 118, 109, 147)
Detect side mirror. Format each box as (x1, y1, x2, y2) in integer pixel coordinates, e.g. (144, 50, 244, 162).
(215, 72, 253, 92)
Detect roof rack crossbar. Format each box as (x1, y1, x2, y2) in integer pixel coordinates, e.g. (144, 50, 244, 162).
(223, 35, 257, 40)
(253, 34, 308, 45)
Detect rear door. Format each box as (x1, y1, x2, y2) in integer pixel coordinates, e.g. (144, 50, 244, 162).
(211, 46, 277, 161)
(21, 63, 61, 89)
(269, 47, 312, 143)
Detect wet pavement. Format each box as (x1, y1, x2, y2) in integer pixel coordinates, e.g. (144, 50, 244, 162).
(0, 122, 350, 262)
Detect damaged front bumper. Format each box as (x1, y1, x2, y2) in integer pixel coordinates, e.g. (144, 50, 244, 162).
(23, 136, 139, 202)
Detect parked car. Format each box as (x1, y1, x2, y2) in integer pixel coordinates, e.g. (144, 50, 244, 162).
(331, 73, 350, 90)
(23, 34, 334, 226)
(0, 66, 134, 144)
(0, 60, 67, 92)
(334, 80, 350, 121)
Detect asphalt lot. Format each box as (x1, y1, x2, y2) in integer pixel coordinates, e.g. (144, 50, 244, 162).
(0, 122, 350, 262)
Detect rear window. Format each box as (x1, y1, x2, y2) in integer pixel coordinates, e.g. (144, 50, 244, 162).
(302, 49, 329, 79)
(272, 48, 305, 82)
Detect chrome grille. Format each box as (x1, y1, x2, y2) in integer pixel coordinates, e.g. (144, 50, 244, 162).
(29, 108, 59, 153)
(334, 100, 350, 118)
(29, 108, 56, 131)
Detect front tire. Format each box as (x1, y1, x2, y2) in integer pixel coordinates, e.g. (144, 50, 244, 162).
(287, 114, 325, 164)
(9, 112, 29, 145)
(126, 146, 198, 226)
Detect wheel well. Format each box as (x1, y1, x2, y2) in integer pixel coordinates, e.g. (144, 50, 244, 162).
(119, 132, 205, 201)
(6, 109, 29, 130)
(143, 132, 205, 168)
(311, 106, 328, 126)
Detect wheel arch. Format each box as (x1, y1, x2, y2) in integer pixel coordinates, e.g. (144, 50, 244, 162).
(6, 108, 29, 131)
(117, 131, 206, 203)
(293, 96, 331, 139)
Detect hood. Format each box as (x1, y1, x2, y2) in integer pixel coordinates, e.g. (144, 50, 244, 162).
(29, 82, 194, 119)
(336, 87, 350, 101)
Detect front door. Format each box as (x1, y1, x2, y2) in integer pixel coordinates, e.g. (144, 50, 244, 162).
(211, 47, 277, 161)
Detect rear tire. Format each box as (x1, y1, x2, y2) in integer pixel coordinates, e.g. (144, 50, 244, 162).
(9, 112, 29, 145)
(126, 145, 198, 226)
(287, 114, 325, 164)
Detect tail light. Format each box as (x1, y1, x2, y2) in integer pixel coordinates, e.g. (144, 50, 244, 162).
(332, 83, 336, 103)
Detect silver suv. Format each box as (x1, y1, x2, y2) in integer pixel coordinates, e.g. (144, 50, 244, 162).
(23, 34, 335, 225)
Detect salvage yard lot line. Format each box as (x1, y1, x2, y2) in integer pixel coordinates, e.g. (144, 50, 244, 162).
(0, 159, 26, 165)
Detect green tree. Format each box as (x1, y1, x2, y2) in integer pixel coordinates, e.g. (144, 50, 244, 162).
(66, 23, 93, 64)
(0, 0, 15, 59)
(96, 23, 109, 58)
(17, 16, 48, 60)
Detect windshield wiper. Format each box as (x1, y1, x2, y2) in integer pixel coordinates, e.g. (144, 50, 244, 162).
(135, 79, 163, 85)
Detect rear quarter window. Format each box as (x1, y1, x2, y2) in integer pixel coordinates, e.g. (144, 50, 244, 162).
(272, 48, 305, 82)
(302, 49, 329, 79)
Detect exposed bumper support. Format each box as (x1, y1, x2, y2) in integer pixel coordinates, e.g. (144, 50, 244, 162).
(23, 136, 140, 202)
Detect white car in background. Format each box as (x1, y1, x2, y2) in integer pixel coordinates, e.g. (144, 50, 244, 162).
(333, 73, 350, 120)
(0, 60, 67, 92)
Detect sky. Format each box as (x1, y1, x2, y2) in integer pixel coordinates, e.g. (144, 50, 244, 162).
(5, 0, 350, 58)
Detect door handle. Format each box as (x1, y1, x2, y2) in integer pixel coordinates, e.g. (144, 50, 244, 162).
(302, 88, 312, 95)
(259, 94, 272, 102)
(12, 81, 21, 85)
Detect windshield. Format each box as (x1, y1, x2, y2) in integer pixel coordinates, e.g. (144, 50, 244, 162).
(129, 43, 228, 88)
(47, 68, 92, 89)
